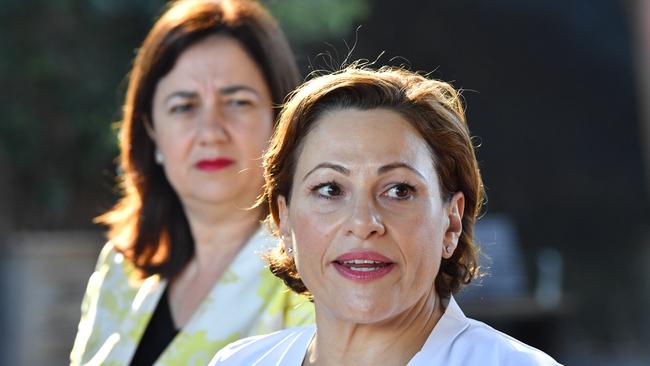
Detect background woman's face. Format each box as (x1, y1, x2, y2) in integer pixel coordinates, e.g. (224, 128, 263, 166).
(151, 35, 273, 210)
(278, 108, 462, 324)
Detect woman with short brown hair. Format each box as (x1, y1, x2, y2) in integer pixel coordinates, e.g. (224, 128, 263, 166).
(210, 65, 561, 365)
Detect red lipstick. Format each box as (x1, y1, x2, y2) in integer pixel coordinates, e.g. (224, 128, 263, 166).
(195, 158, 234, 171)
(332, 251, 395, 282)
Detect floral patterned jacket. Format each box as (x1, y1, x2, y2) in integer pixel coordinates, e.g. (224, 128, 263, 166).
(70, 227, 314, 366)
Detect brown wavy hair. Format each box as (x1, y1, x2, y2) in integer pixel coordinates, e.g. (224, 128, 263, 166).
(96, 0, 300, 280)
(262, 65, 485, 300)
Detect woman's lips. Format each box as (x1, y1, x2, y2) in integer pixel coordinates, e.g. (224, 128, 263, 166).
(332, 251, 395, 282)
(195, 158, 235, 171)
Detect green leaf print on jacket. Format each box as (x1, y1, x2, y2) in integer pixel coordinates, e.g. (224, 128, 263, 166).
(71, 227, 314, 366)
(256, 267, 286, 316)
(254, 266, 315, 331)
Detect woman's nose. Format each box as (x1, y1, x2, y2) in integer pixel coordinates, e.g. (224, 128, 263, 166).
(197, 106, 229, 145)
(346, 196, 386, 240)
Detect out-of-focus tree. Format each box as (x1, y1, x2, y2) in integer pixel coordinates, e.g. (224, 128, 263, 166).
(265, 0, 369, 44)
(0, 0, 367, 230)
(0, 0, 166, 229)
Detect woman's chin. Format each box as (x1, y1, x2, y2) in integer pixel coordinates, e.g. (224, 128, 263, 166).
(183, 189, 256, 208)
(322, 299, 396, 325)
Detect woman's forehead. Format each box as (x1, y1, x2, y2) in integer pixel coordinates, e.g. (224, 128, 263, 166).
(294, 108, 437, 176)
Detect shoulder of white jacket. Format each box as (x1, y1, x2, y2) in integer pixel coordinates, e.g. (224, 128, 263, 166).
(209, 325, 314, 365)
(458, 319, 561, 365)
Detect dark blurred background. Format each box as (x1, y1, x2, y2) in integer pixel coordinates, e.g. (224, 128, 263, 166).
(1, 0, 648, 365)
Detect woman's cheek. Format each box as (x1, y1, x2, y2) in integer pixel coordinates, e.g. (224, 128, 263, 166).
(292, 208, 340, 266)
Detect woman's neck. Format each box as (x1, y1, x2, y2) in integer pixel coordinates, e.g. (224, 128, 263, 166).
(183, 200, 262, 269)
(305, 291, 444, 366)
(167, 201, 263, 328)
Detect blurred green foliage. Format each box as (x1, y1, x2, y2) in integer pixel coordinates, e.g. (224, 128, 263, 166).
(0, 0, 368, 229)
(265, 0, 369, 43)
(0, 0, 166, 229)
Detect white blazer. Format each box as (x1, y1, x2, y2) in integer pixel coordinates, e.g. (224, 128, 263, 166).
(209, 297, 562, 366)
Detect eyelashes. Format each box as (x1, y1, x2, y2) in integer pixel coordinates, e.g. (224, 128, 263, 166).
(383, 182, 417, 200)
(167, 97, 255, 115)
(310, 181, 342, 200)
(308, 181, 418, 201)
(169, 102, 196, 114)
(225, 98, 254, 107)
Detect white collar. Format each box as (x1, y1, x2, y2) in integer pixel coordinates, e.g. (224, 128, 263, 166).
(413, 296, 469, 359)
(300, 296, 470, 365)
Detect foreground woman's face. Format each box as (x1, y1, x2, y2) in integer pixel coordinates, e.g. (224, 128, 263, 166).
(278, 108, 462, 324)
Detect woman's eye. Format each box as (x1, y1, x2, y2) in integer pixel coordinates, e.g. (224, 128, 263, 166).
(384, 183, 416, 200)
(169, 103, 194, 114)
(312, 182, 343, 199)
(225, 99, 253, 107)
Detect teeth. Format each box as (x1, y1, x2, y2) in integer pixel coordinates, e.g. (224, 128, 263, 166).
(350, 266, 380, 272)
(342, 259, 382, 264)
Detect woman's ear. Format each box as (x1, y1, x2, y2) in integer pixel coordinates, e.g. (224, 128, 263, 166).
(143, 116, 164, 164)
(143, 115, 157, 142)
(443, 192, 464, 259)
(277, 195, 293, 254)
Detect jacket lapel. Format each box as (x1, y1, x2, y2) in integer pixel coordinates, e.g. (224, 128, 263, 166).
(100, 275, 166, 365)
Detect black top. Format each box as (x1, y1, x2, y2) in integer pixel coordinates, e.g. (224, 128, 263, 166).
(129, 287, 179, 366)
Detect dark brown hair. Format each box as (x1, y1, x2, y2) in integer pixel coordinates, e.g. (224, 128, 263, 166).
(97, 0, 300, 279)
(262, 65, 485, 299)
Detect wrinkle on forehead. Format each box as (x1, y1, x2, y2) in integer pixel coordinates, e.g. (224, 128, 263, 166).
(294, 108, 439, 183)
(154, 35, 270, 101)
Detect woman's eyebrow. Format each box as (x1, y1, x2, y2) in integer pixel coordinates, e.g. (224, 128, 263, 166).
(164, 86, 259, 104)
(219, 85, 259, 96)
(377, 162, 426, 180)
(164, 90, 198, 104)
(302, 163, 349, 181)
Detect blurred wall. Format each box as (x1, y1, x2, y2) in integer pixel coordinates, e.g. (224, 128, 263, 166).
(633, 0, 650, 196)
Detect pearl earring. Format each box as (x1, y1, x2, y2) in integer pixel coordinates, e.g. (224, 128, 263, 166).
(155, 150, 164, 164)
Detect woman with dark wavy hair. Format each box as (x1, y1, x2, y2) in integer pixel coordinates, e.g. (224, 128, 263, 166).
(209, 65, 561, 365)
(70, 1, 313, 365)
